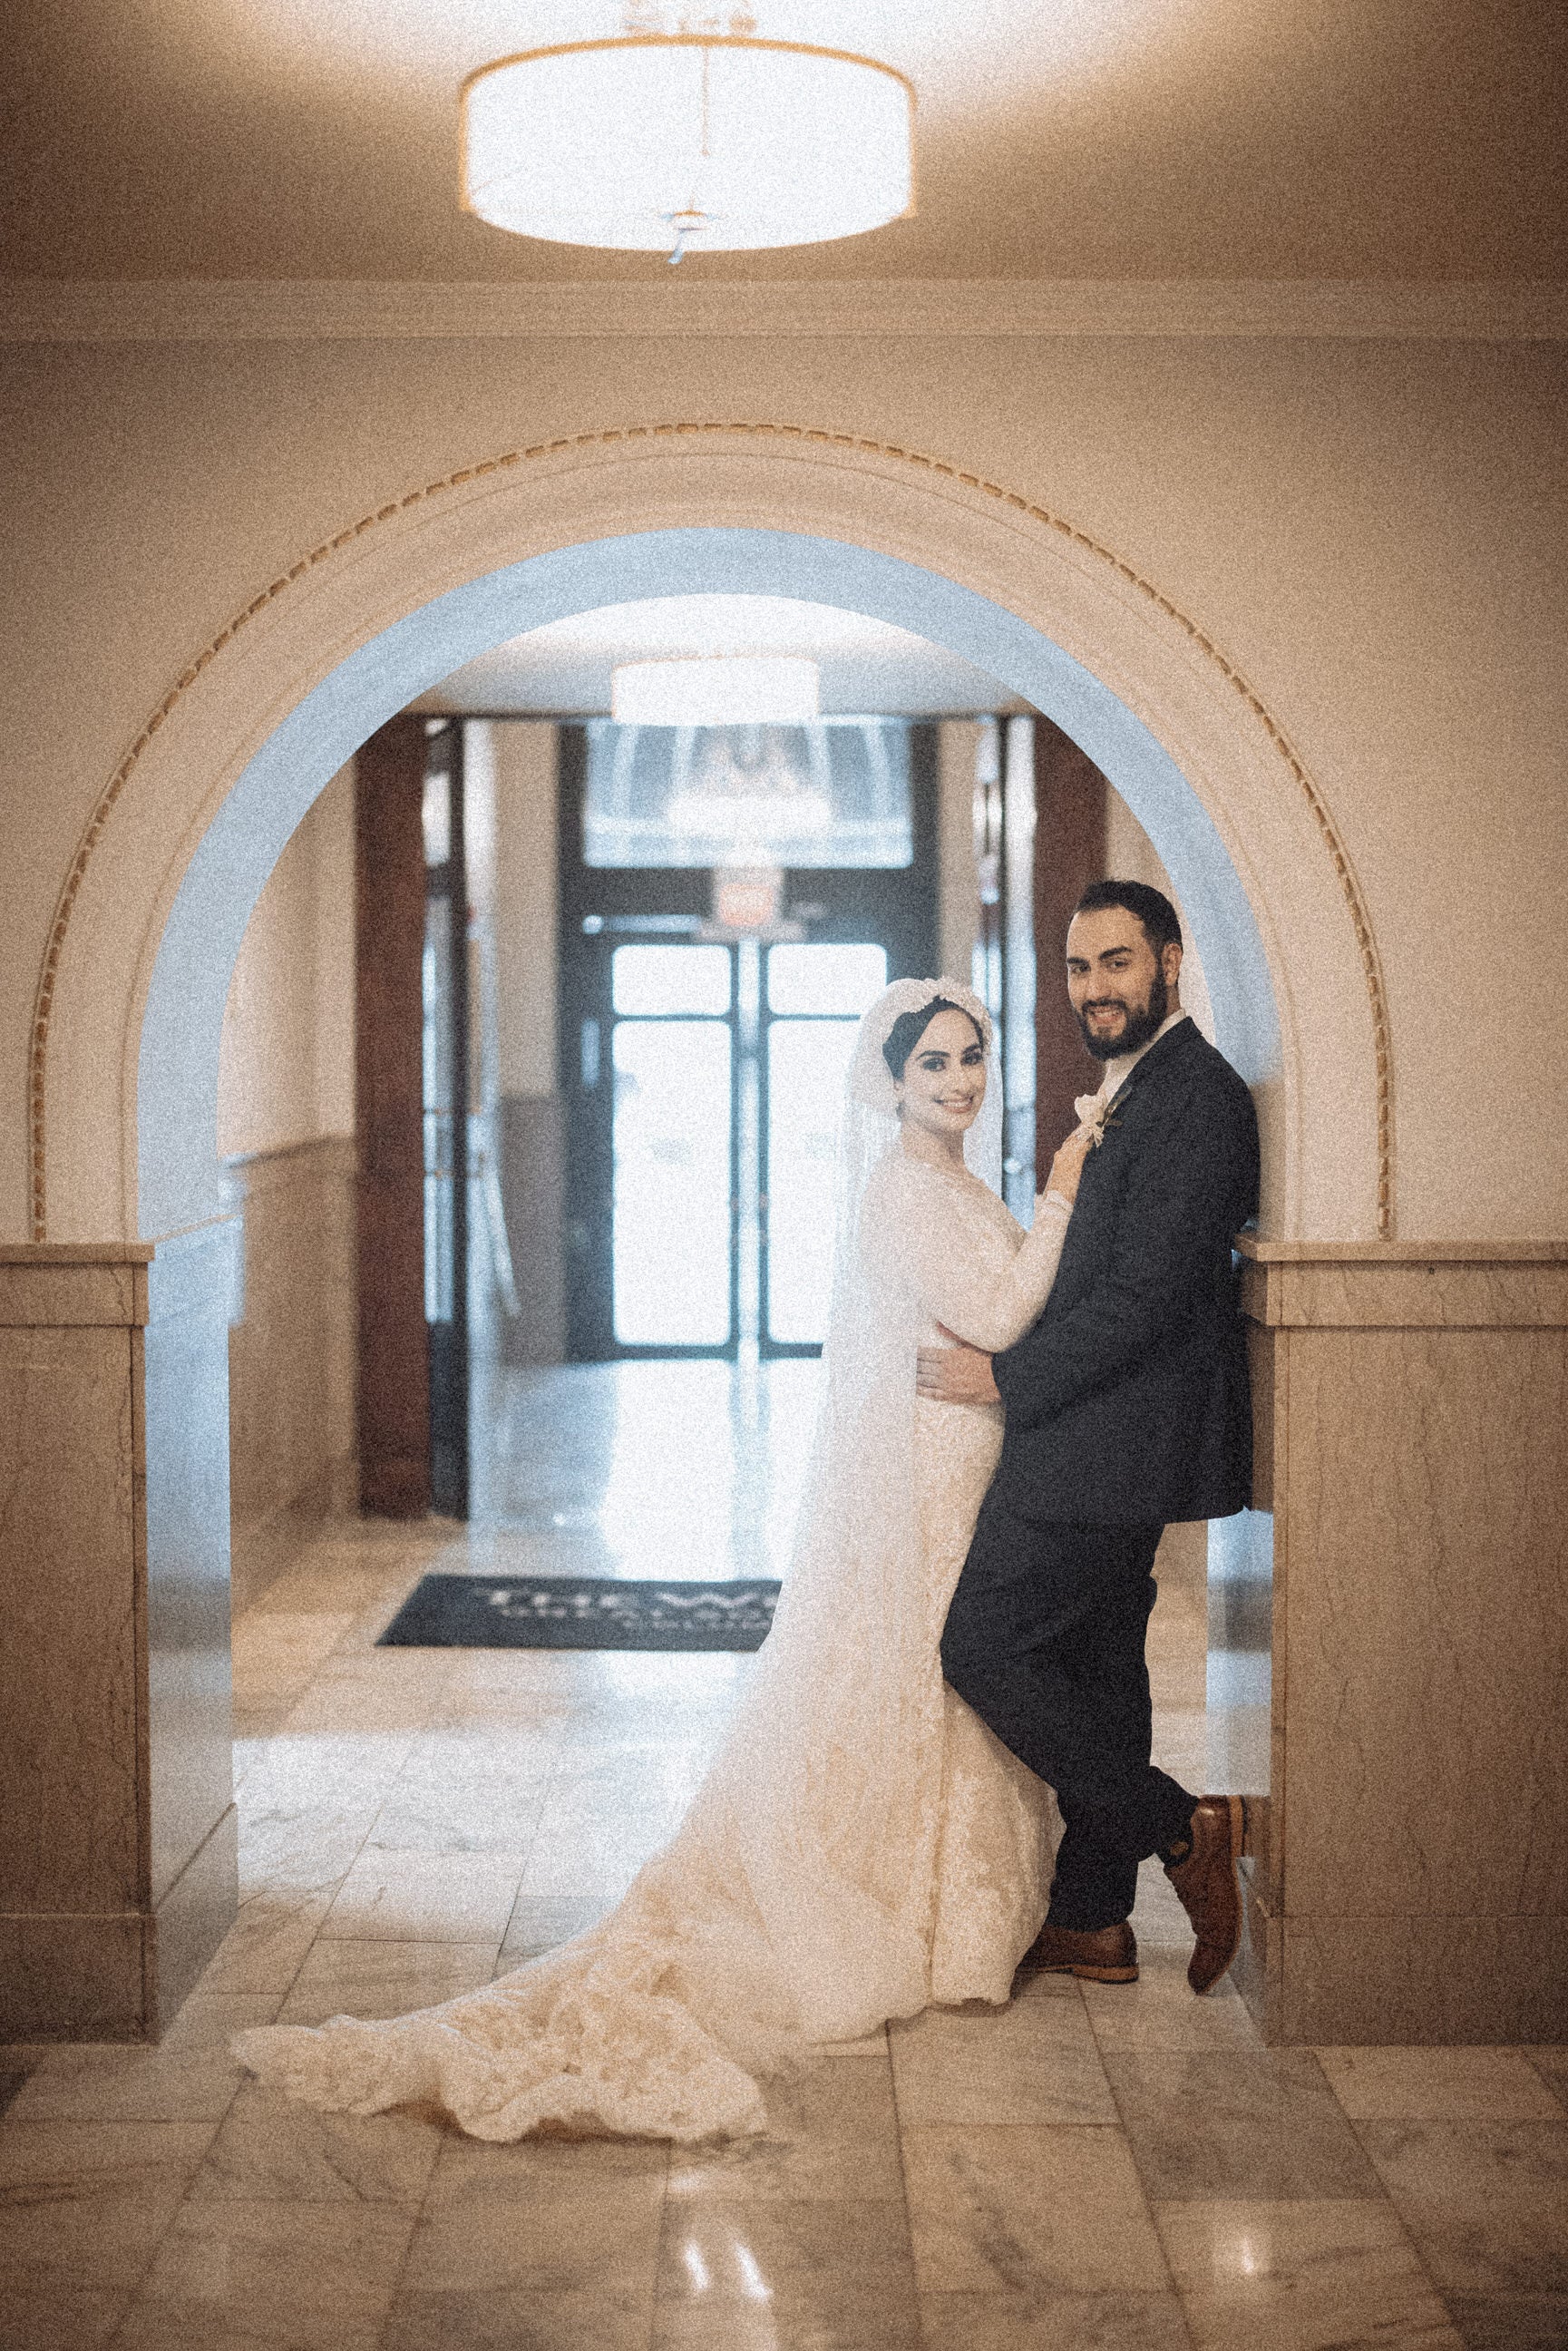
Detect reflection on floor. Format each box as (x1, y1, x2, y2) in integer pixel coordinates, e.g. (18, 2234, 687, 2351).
(469, 1360, 822, 1582)
(0, 1368, 1563, 2349)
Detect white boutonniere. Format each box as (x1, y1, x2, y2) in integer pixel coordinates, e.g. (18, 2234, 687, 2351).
(1074, 1091, 1121, 1147)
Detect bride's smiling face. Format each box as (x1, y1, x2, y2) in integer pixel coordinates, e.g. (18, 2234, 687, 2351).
(895, 1009, 988, 1139)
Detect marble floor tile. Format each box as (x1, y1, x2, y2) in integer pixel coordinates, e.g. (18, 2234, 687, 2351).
(237, 1798, 382, 1896)
(667, 2056, 903, 2204)
(406, 2137, 666, 2297)
(516, 1793, 684, 1900)
(282, 1662, 456, 1736)
(656, 2194, 921, 2346)
(367, 1775, 551, 1858)
(395, 1723, 566, 1785)
(5, 2033, 250, 2124)
(1318, 2046, 1565, 2122)
(383, 2285, 658, 2351)
(901, 2123, 1168, 2295)
(1156, 2196, 1463, 2350)
(112, 2197, 418, 2351)
(0, 2118, 217, 2293)
(918, 2288, 1194, 2350)
(1105, 2050, 1384, 2202)
(1357, 2120, 1568, 2295)
(190, 2079, 444, 2202)
(160, 1993, 286, 2050)
(234, 1731, 420, 1809)
(499, 1895, 613, 1966)
(0, 2279, 132, 2350)
(1522, 2050, 1568, 2111)
(1442, 2292, 1568, 2348)
(197, 1885, 344, 1995)
(231, 1613, 358, 1685)
(320, 1849, 525, 1943)
(1080, 1947, 1262, 2053)
(232, 1701, 294, 1739)
(890, 1995, 1118, 2127)
(651, 2286, 922, 2349)
(277, 1935, 501, 2024)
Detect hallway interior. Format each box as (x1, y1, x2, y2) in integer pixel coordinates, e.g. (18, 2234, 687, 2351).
(1, 1365, 1563, 2350)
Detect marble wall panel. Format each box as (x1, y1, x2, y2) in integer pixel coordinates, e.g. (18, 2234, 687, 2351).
(0, 1259, 144, 1327)
(1279, 1323, 1568, 1923)
(1242, 1245, 1568, 2045)
(1281, 1913, 1568, 2044)
(1241, 1246, 1568, 1330)
(0, 1322, 144, 1917)
(143, 1223, 239, 1914)
(0, 1913, 147, 2042)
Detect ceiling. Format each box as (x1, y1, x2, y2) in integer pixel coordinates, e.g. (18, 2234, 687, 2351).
(4, 0, 1563, 281)
(413, 594, 1025, 715)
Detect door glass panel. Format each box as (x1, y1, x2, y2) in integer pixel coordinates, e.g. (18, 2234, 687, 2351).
(613, 942, 731, 1016)
(612, 1019, 733, 1346)
(765, 1017, 862, 1345)
(766, 941, 888, 1016)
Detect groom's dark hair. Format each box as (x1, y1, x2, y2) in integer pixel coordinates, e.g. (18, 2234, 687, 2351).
(1073, 879, 1183, 956)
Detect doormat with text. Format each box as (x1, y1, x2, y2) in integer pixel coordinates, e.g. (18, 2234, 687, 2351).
(378, 1572, 781, 1654)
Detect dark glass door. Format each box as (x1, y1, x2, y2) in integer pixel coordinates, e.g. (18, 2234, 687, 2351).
(422, 723, 470, 1515)
(558, 723, 936, 1362)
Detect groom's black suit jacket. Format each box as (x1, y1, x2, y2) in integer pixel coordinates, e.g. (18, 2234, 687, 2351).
(990, 1017, 1260, 1527)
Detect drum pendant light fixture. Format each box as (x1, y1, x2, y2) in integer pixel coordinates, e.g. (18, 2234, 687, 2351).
(461, 20, 915, 261)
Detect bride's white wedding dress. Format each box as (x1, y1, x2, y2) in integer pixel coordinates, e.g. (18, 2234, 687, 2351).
(235, 983, 1070, 2141)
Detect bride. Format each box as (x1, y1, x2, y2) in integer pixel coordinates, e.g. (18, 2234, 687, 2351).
(235, 978, 1094, 2141)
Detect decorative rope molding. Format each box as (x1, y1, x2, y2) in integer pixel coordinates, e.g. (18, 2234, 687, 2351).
(28, 420, 1393, 1240)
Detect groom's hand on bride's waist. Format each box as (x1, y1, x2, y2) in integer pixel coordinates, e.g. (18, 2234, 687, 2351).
(916, 1331, 1001, 1405)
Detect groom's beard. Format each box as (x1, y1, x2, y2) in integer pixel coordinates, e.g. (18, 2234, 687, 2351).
(1076, 965, 1169, 1061)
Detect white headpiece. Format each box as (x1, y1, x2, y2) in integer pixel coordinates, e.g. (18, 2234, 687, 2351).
(847, 977, 995, 1114)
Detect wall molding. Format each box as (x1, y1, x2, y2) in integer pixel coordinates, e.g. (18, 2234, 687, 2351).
(28, 419, 1393, 1244)
(4, 277, 1566, 344)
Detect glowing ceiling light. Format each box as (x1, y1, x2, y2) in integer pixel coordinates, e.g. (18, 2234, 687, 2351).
(461, 34, 914, 261)
(611, 655, 820, 726)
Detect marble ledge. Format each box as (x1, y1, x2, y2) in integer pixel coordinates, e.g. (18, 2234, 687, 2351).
(0, 1225, 244, 1329)
(1238, 1238, 1568, 1262)
(1239, 1241, 1568, 1330)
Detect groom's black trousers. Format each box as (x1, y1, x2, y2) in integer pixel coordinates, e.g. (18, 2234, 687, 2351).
(940, 1497, 1196, 1932)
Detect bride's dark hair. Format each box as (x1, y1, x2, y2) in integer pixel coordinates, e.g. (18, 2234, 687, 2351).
(881, 997, 986, 1083)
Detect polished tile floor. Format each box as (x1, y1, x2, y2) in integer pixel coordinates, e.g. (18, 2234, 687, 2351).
(2, 1365, 1564, 2349)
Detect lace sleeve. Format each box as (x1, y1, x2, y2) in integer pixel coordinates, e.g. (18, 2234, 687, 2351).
(862, 1159, 1074, 1351)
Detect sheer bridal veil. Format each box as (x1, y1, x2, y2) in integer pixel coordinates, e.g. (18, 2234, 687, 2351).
(723, 977, 1004, 2037)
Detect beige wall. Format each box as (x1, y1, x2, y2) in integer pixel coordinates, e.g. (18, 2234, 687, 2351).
(217, 764, 357, 1603)
(2, 331, 1565, 1244)
(217, 765, 355, 1156)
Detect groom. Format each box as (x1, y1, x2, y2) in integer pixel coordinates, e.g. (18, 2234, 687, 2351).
(920, 880, 1259, 1993)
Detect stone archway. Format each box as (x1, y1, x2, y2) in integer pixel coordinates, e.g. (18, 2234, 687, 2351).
(14, 425, 1393, 2044)
(34, 426, 1386, 1251)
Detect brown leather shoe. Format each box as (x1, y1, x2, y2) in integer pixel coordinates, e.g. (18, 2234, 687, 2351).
(1016, 1918, 1138, 1984)
(1164, 1793, 1245, 1994)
